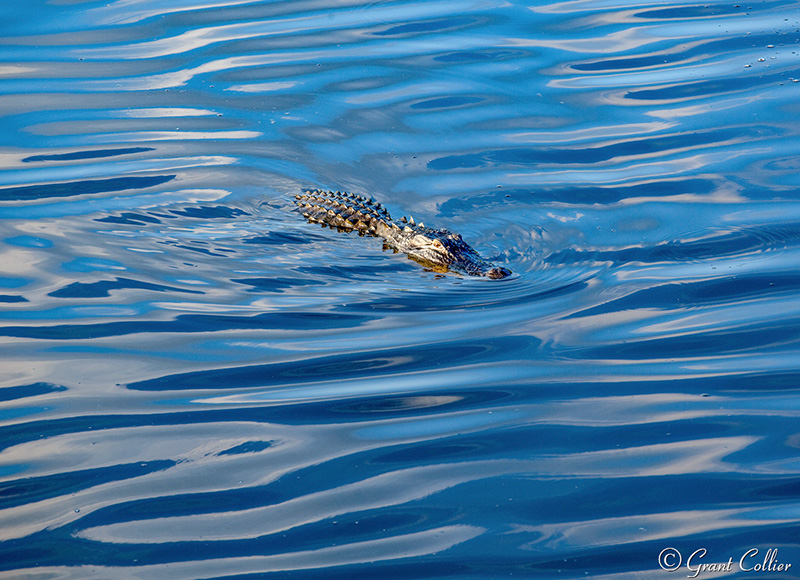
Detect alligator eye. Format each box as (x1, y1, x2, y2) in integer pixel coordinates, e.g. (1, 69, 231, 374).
(432, 239, 445, 251)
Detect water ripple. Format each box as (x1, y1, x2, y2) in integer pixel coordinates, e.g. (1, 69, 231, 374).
(3, 0, 800, 577)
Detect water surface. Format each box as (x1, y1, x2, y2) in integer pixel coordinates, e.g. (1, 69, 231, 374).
(2, 0, 800, 578)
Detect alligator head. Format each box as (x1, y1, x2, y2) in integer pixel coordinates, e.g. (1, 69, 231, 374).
(398, 227, 511, 279)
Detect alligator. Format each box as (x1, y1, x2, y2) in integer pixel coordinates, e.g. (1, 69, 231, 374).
(294, 189, 511, 279)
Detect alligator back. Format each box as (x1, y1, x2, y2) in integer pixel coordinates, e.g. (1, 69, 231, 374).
(295, 189, 393, 236)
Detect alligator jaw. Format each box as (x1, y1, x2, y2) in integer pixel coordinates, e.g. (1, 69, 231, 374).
(294, 189, 512, 279)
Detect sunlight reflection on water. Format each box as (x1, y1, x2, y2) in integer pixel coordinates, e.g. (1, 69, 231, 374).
(2, 0, 800, 577)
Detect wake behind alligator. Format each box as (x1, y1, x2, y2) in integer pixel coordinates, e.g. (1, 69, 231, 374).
(295, 189, 511, 279)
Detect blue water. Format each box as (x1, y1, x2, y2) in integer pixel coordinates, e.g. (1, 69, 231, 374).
(3, 0, 800, 578)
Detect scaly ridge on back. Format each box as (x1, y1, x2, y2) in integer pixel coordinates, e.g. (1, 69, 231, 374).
(294, 189, 391, 234)
(294, 189, 511, 279)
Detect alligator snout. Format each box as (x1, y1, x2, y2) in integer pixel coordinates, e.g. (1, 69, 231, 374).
(487, 267, 512, 279)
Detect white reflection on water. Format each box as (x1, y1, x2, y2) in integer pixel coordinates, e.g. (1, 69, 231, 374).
(83, 0, 497, 58)
(516, 502, 800, 550)
(2, 0, 800, 576)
